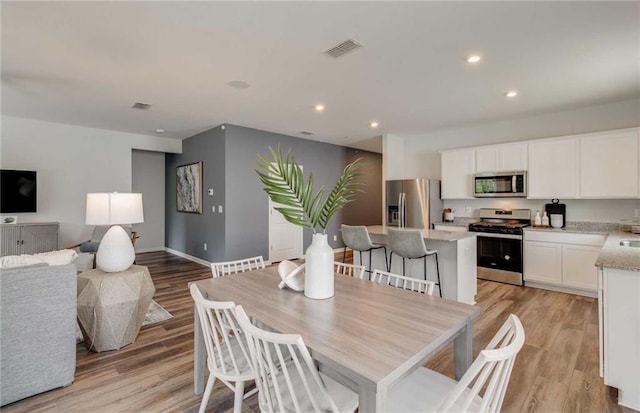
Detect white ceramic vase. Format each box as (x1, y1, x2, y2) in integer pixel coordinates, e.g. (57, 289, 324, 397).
(304, 233, 334, 299)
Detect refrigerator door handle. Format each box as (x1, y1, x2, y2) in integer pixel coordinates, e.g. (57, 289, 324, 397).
(400, 193, 406, 228)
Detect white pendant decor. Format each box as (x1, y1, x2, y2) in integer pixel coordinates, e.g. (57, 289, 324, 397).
(96, 225, 136, 273)
(304, 233, 334, 299)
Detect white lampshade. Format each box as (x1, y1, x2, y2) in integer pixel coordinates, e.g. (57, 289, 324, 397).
(86, 193, 144, 225)
(85, 193, 144, 273)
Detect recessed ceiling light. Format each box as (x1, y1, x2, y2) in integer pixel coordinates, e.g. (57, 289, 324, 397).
(467, 55, 481, 63)
(505, 90, 518, 98)
(370, 121, 379, 128)
(315, 104, 325, 112)
(155, 129, 165, 133)
(227, 80, 250, 89)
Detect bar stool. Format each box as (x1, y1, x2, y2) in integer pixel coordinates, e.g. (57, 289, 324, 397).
(340, 224, 386, 280)
(387, 228, 442, 297)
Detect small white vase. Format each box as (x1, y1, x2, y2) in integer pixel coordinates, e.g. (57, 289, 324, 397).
(304, 233, 334, 299)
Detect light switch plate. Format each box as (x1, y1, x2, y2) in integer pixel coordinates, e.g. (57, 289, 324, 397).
(218, 205, 223, 213)
(207, 189, 214, 196)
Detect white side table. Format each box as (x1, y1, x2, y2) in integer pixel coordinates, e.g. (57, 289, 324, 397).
(77, 265, 155, 352)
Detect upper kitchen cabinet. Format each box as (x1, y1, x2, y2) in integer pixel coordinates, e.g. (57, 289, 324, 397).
(475, 142, 527, 173)
(441, 149, 475, 199)
(528, 137, 579, 199)
(579, 129, 639, 198)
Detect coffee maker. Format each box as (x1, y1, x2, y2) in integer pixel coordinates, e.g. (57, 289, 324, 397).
(545, 199, 566, 228)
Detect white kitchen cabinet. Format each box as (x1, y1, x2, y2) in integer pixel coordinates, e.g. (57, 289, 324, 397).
(579, 129, 639, 198)
(0, 223, 59, 257)
(524, 240, 562, 284)
(475, 143, 527, 173)
(441, 149, 475, 199)
(599, 267, 640, 410)
(524, 230, 605, 295)
(528, 137, 579, 199)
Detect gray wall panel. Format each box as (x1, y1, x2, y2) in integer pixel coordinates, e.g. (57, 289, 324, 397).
(165, 125, 226, 261)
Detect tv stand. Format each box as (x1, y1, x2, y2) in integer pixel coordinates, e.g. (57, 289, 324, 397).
(0, 222, 58, 257)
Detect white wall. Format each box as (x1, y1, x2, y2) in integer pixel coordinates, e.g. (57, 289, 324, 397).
(0, 116, 181, 247)
(382, 98, 640, 224)
(132, 150, 165, 252)
(397, 98, 640, 179)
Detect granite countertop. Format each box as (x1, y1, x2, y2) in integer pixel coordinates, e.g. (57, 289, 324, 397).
(366, 225, 477, 242)
(524, 221, 629, 235)
(595, 232, 640, 272)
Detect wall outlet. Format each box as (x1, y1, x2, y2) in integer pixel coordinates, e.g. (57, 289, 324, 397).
(203, 243, 207, 251)
(333, 235, 337, 242)
(212, 205, 216, 213)
(218, 205, 223, 213)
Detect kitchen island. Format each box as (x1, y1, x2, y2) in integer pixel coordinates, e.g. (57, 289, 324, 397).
(595, 231, 640, 411)
(354, 225, 477, 304)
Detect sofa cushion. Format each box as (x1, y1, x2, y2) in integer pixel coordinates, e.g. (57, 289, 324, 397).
(0, 249, 77, 269)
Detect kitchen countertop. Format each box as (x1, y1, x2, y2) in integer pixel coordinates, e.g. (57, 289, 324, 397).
(524, 221, 628, 235)
(595, 232, 640, 272)
(366, 225, 477, 242)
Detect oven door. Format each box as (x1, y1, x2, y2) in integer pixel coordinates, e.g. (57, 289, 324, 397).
(476, 233, 524, 286)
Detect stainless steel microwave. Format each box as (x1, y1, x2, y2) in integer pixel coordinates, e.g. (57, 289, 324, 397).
(473, 171, 527, 198)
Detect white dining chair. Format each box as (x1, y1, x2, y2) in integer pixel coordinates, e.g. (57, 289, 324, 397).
(334, 261, 366, 279)
(190, 285, 257, 413)
(234, 305, 359, 413)
(387, 314, 525, 413)
(211, 255, 265, 278)
(387, 228, 442, 297)
(371, 269, 436, 296)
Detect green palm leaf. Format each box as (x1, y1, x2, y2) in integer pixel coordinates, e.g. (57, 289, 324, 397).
(256, 145, 363, 233)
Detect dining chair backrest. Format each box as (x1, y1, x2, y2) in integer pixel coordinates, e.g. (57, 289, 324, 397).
(387, 228, 429, 258)
(334, 262, 366, 279)
(340, 225, 375, 251)
(211, 256, 265, 278)
(371, 269, 436, 296)
(189, 284, 254, 381)
(235, 306, 343, 413)
(438, 314, 525, 413)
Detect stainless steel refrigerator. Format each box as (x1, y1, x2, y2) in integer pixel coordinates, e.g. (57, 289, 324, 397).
(385, 179, 442, 229)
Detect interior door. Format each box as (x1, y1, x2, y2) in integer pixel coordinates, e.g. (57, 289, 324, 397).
(268, 164, 303, 263)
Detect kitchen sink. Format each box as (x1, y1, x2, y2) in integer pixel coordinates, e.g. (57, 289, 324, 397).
(619, 240, 640, 248)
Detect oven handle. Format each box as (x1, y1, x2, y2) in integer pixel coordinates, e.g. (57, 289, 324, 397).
(472, 232, 523, 240)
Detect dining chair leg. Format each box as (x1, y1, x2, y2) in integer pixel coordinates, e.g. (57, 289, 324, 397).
(434, 253, 442, 298)
(233, 380, 244, 413)
(198, 373, 216, 413)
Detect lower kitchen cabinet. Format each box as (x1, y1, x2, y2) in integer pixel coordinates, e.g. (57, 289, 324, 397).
(0, 222, 59, 257)
(599, 267, 640, 410)
(524, 230, 605, 296)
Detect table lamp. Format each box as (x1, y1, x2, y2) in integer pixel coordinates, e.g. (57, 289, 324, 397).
(86, 192, 144, 272)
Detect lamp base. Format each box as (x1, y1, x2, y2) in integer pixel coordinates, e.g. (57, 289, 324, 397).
(96, 225, 135, 273)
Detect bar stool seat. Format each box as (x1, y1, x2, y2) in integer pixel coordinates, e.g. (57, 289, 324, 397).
(387, 228, 442, 297)
(340, 224, 386, 280)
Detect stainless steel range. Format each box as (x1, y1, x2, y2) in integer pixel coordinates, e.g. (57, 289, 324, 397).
(468, 208, 531, 286)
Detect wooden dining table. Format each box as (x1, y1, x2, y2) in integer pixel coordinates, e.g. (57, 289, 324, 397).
(192, 266, 480, 412)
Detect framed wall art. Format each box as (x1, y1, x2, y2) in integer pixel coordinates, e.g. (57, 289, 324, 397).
(176, 161, 203, 214)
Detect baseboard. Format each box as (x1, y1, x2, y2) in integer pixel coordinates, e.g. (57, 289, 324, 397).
(135, 247, 166, 253)
(164, 247, 211, 267)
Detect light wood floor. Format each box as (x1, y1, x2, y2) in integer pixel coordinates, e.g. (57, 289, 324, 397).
(2, 251, 633, 413)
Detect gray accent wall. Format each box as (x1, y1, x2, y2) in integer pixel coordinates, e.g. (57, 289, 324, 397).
(165, 124, 382, 262)
(343, 148, 383, 226)
(165, 126, 226, 261)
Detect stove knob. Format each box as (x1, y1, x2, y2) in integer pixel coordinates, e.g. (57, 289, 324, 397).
(505, 255, 511, 260)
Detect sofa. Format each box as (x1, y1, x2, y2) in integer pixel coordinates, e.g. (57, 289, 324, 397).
(0, 263, 77, 406)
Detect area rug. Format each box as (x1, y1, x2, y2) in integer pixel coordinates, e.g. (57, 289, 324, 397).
(76, 300, 173, 343)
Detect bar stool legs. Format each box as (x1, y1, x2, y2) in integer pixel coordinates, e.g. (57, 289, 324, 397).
(344, 245, 386, 281)
(389, 252, 442, 298)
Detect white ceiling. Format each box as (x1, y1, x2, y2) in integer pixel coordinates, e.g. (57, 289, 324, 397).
(2, 2, 638, 153)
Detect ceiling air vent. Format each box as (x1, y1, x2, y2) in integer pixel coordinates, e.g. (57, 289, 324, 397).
(299, 131, 313, 136)
(131, 102, 152, 110)
(323, 38, 362, 58)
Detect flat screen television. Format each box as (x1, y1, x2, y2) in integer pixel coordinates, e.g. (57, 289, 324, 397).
(1, 169, 37, 213)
